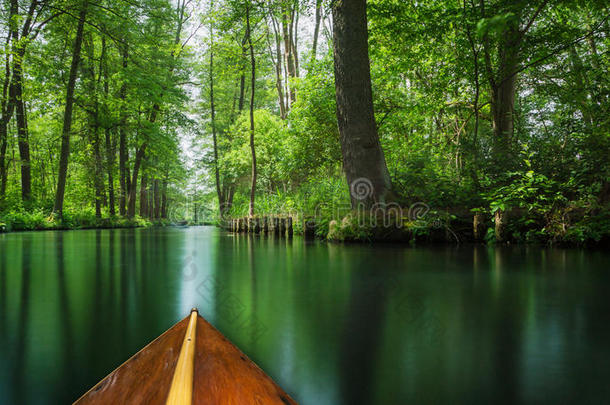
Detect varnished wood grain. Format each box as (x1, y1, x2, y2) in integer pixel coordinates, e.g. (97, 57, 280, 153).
(192, 316, 297, 405)
(74, 313, 298, 405)
(73, 317, 188, 405)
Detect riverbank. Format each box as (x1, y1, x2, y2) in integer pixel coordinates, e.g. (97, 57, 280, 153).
(0, 209, 172, 233)
(224, 208, 610, 248)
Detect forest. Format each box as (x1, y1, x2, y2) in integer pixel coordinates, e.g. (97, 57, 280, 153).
(0, 0, 608, 246)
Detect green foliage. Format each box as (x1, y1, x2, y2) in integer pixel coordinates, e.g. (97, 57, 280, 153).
(0, 208, 154, 232)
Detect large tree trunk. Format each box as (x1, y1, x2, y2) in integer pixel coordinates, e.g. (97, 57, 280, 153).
(490, 24, 519, 163)
(0, 75, 15, 202)
(332, 0, 392, 208)
(53, 0, 88, 217)
(0, 89, 15, 201)
(246, 4, 257, 217)
(14, 100, 31, 203)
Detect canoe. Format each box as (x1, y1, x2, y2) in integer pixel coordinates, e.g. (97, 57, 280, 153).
(74, 309, 297, 405)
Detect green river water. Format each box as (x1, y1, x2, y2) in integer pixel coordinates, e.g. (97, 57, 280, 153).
(0, 226, 609, 404)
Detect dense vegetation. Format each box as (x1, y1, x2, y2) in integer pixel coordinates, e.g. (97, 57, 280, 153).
(0, 0, 608, 245)
(0, 0, 192, 231)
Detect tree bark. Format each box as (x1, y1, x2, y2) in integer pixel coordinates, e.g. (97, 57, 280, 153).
(9, 0, 32, 203)
(246, 3, 257, 217)
(153, 178, 161, 219)
(268, 12, 286, 118)
(281, 2, 298, 106)
(490, 24, 519, 161)
(311, 0, 322, 63)
(53, 0, 88, 217)
(209, 1, 224, 218)
(85, 33, 104, 218)
(161, 179, 168, 218)
(118, 44, 128, 216)
(139, 172, 148, 217)
(105, 128, 115, 215)
(127, 145, 145, 217)
(332, 0, 392, 208)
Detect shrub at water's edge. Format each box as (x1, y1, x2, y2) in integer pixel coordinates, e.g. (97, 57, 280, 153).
(0, 208, 173, 232)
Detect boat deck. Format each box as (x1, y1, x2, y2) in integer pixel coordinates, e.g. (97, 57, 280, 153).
(74, 312, 296, 404)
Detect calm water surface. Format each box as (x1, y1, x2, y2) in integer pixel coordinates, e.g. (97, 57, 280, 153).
(0, 227, 609, 404)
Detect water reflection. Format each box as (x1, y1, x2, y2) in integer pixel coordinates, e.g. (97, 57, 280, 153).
(0, 229, 609, 404)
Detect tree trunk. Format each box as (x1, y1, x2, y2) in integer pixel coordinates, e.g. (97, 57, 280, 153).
(311, 0, 322, 63)
(101, 36, 115, 216)
(238, 34, 247, 113)
(154, 179, 161, 219)
(209, 4, 224, 218)
(127, 146, 145, 217)
(0, 122, 9, 199)
(246, 4, 257, 217)
(0, 89, 15, 201)
(118, 45, 128, 216)
(139, 172, 148, 217)
(9, 0, 32, 203)
(281, 3, 297, 105)
(53, 0, 88, 217)
(93, 125, 103, 218)
(105, 128, 115, 216)
(268, 13, 286, 118)
(161, 179, 168, 218)
(14, 98, 31, 203)
(85, 33, 104, 219)
(332, 0, 392, 208)
(490, 25, 519, 163)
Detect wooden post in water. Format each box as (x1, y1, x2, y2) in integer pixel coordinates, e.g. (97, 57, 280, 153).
(473, 212, 486, 241)
(271, 217, 279, 236)
(286, 217, 293, 237)
(261, 216, 268, 233)
(494, 210, 508, 243)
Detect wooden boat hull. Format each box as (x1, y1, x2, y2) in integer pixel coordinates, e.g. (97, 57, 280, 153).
(74, 311, 297, 405)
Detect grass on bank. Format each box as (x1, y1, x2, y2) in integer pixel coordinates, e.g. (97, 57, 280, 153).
(0, 208, 171, 232)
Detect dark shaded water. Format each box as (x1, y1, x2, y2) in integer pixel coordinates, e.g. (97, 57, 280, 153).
(0, 227, 609, 404)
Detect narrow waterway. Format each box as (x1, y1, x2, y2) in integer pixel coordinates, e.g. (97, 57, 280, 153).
(0, 226, 609, 404)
